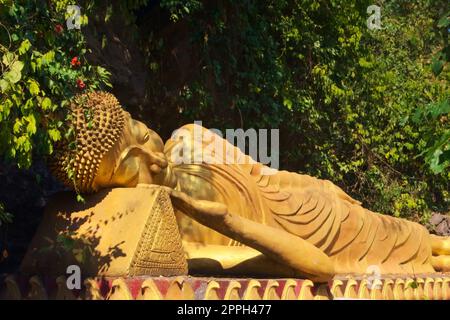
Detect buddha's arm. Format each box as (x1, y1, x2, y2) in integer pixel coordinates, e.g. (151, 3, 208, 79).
(162, 187, 336, 282)
(183, 242, 306, 278)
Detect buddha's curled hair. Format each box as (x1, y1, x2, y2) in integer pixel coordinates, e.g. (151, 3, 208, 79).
(48, 91, 126, 193)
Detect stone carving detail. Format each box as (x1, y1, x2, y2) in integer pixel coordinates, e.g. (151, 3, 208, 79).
(129, 187, 187, 276)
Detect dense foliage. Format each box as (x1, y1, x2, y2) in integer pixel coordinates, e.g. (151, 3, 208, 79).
(414, 8, 450, 175)
(0, 0, 449, 227)
(0, 0, 111, 168)
(0, 0, 111, 218)
(141, 0, 449, 221)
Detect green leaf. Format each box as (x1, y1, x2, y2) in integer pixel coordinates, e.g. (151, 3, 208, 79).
(25, 114, 36, 134)
(283, 98, 293, 110)
(73, 248, 84, 263)
(430, 99, 450, 119)
(15, 135, 32, 152)
(13, 119, 21, 133)
(27, 79, 40, 96)
(4, 60, 24, 84)
(101, 34, 107, 49)
(105, 5, 113, 22)
(4, 70, 21, 84)
(18, 39, 31, 55)
(409, 281, 418, 289)
(429, 149, 444, 174)
(48, 128, 61, 142)
(0, 79, 10, 92)
(358, 57, 373, 68)
(10, 60, 24, 72)
(57, 235, 75, 251)
(437, 16, 449, 28)
(40, 97, 51, 110)
(425, 131, 450, 174)
(0, 209, 13, 224)
(431, 56, 444, 76)
(42, 50, 55, 65)
(2, 52, 16, 66)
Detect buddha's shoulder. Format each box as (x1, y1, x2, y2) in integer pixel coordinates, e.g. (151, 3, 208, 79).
(174, 123, 207, 134)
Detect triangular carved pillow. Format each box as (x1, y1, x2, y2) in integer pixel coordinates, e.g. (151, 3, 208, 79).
(21, 185, 188, 277)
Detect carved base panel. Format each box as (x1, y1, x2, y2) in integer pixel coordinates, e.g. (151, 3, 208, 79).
(20, 187, 188, 277)
(1, 274, 449, 300)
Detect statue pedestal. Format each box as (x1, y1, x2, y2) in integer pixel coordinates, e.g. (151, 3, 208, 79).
(1, 274, 450, 300)
(20, 185, 187, 277)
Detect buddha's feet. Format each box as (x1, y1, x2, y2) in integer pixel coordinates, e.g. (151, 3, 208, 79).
(431, 235, 450, 271)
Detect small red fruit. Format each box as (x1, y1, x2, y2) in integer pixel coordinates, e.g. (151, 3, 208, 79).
(54, 24, 64, 34)
(71, 56, 81, 67)
(76, 79, 86, 90)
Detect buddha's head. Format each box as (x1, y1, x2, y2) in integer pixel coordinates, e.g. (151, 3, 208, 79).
(49, 91, 167, 193)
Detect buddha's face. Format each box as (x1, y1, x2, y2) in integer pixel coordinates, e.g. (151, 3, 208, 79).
(92, 112, 168, 190)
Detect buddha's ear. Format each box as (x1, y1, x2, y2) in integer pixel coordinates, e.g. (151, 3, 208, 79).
(113, 146, 144, 176)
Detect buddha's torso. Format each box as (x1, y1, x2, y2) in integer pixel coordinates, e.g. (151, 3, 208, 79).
(164, 124, 434, 274)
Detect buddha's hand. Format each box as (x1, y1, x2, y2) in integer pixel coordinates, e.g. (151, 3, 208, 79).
(146, 150, 168, 172)
(119, 145, 168, 174)
(132, 145, 168, 174)
(159, 186, 228, 224)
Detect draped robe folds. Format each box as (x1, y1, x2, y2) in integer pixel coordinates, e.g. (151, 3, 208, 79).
(164, 124, 434, 274)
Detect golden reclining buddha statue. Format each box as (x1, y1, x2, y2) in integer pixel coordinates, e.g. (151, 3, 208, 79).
(24, 91, 450, 282)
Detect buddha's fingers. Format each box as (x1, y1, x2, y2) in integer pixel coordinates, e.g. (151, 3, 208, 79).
(166, 188, 228, 221)
(430, 234, 450, 256)
(166, 188, 335, 282)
